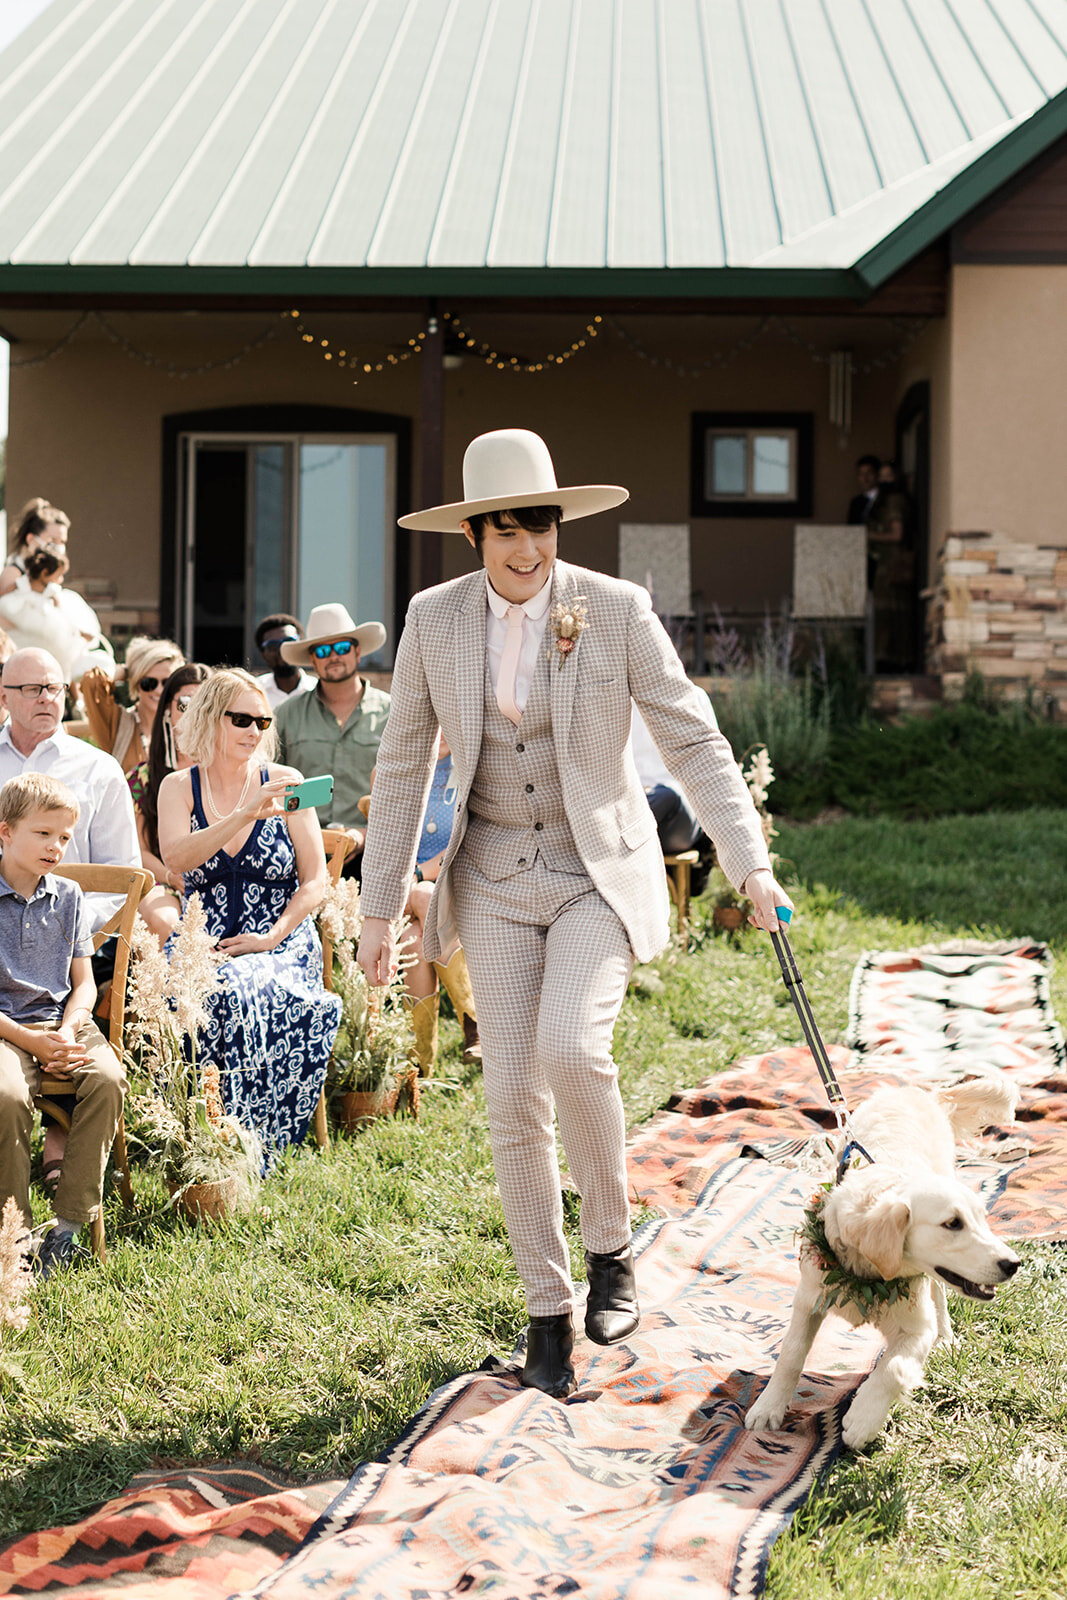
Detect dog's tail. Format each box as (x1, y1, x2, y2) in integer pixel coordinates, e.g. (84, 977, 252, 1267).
(937, 1073, 1019, 1139)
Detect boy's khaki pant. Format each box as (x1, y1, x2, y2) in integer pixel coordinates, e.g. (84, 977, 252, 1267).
(0, 1020, 126, 1228)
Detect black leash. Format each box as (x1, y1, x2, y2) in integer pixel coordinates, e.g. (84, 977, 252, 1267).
(769, 907, 874, 1181)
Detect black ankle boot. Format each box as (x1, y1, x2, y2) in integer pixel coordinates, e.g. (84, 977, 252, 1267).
(584, 1245, 639, 1345)
(520, 1313, 576, 1398)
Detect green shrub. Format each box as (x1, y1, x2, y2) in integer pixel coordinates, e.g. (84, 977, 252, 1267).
(772, 701, 1067, 819)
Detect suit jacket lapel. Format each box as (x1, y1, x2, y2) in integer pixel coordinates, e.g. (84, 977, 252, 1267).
(550, 561, 583, 762)
(453, 573, 485, 779)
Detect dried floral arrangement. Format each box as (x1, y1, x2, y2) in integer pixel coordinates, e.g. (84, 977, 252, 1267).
(123, 894, 260, 1204)
(318, 878, 416, 1107)
(0, 1198, 32, 1342)
(710, 743, 780, 934)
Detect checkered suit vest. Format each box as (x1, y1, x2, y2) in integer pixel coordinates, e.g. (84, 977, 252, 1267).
(463, 645, 586, 880)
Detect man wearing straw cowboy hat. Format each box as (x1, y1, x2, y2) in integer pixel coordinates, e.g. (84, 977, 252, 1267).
(358, 429, 791, 1397)
(273, 603, 389, 876)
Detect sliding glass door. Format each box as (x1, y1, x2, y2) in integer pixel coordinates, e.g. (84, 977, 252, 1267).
(180, 432, 396, 668)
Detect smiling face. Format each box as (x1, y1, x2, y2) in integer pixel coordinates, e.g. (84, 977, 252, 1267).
(0, 804, 77, 880)
(462, 511, 559, 604)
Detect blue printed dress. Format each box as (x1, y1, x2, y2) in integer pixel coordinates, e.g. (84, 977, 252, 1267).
(177, 767, 341, 1164)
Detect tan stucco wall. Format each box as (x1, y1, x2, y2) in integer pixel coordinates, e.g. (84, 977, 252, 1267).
(948, 264, 1067, 547)
(6, 309, 921, 634)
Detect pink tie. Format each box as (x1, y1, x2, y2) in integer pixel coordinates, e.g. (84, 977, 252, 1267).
(496, 604, 525, 725)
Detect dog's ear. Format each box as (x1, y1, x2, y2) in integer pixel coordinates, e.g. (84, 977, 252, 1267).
(834, 1192, 911, 1280)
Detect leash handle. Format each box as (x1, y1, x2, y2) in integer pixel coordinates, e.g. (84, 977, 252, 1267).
(767, 908, 876, 1169)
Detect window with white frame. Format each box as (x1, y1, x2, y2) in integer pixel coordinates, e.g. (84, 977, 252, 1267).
(691, 412, 813, 518)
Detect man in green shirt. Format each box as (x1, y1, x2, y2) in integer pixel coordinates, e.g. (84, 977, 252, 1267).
(276, 604, 390, 876)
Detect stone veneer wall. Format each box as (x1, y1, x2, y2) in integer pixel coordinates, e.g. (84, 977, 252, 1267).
(930, 533, 1067, 714)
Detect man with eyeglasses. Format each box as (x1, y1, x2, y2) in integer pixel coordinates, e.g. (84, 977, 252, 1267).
(252, 613, 315, 711)
(0, 649, 139, 933)
(273, 604, 389, 877)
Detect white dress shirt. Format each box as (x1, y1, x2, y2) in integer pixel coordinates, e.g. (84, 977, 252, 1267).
(485, 570, 553, 717)
(254, 668, 316, 711)
(0, 726, 140, 931)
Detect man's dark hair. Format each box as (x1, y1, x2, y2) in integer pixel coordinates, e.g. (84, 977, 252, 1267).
(255, 613, 303, 650)
(855, 454, 881, 473)
(465, 503, 563, 555)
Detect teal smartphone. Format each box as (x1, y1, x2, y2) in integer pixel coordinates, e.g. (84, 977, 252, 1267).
(284, 774, 334, 812)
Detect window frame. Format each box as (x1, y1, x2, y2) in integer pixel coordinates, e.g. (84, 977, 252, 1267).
(690, 411, 814, 519)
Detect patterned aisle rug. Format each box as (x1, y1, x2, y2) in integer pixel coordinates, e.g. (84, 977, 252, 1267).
(4, 941, 1065, 1600)
(0, 1464, 342, 1599)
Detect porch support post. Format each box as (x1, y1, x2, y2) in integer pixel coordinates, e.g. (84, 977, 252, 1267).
(419, 301, 444, 589)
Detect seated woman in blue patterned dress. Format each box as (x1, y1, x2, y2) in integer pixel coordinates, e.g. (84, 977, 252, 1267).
(157, 668, 341, 1161)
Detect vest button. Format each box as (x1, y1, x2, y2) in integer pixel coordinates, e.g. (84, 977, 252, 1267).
(515, 742, 524, 752)
(534, 821, 544, 831)
(525, 783, 534, 793)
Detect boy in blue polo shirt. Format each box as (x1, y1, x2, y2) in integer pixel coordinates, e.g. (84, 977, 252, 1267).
(0, 772, 126, 1280)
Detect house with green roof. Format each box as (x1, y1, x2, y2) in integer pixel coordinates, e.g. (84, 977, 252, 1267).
(2, 0, 1066, 703)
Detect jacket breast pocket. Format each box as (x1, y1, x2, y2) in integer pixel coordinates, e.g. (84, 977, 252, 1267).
(619, 808, 657, 851)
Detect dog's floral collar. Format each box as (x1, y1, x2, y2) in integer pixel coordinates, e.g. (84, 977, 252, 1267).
(549, 597, 588, 668)
(800, 1186, 919, 1314)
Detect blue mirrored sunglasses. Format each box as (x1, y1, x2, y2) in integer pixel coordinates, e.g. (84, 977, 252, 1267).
(312, 640, 355, 660)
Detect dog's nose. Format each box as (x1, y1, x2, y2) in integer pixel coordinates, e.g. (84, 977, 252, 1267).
(998, 1257, 1020, 1278)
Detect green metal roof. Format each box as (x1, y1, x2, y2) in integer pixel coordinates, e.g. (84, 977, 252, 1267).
(1, 0, 1067, 298)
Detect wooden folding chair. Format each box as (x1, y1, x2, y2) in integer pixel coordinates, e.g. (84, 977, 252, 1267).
(663, 849, 700, 947)
(311, 827, 351, 1150)
(33, 863, 155, 1261)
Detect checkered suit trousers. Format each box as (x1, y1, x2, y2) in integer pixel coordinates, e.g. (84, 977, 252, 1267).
(453, 852, 633, 1317)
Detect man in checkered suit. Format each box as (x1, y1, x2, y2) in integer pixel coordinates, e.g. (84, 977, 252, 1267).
(358, 430, 790, 1397)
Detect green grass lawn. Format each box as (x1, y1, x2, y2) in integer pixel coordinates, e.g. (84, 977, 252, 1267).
(3, 809, 1066, 1596)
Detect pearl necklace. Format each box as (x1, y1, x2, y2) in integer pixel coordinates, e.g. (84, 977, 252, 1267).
(200, 760, 255, 822)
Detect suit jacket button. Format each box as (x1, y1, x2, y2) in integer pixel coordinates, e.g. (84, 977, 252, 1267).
(525, 783, 534, 793)
(534, 822, 544, 831)
(518, 856, 527, 865)
(515, 743, 524, 752)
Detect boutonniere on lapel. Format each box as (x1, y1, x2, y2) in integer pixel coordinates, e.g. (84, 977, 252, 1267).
(548, 597, 588, 669)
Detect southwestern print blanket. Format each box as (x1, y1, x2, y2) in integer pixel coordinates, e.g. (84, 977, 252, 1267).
(3, 941, 1063, 1600)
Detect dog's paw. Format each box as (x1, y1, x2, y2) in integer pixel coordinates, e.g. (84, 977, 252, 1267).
(744, 1394, 789, 1433)
(841, 1397, 886, 1450)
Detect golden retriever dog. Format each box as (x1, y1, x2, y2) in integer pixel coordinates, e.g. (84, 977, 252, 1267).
(744, 1077, 1021, 1449)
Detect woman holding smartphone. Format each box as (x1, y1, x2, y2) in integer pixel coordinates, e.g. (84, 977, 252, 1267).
(157, 668, 341, 1163)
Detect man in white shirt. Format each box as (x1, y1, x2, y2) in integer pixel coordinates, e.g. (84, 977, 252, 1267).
(252, 614, 316, 711)
(0, 649, 139, 933)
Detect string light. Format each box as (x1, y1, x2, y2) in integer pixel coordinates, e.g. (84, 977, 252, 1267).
(8, 310, 279, 375)
(440, 310, 602, 373)
(606, 313, 928, 377)
(287, 308, 427, 383)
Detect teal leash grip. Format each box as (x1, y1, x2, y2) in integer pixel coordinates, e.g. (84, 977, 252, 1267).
(775, 904, 792, 926)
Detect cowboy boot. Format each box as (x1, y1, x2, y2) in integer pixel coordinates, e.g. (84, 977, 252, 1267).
(432, 949, 482, 1064)
(406, 991, 439, 1078)
(584, 1244, 640, 1345)
(520, 1313, 576, 1399)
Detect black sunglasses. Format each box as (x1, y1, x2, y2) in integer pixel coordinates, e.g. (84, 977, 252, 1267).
(138, 676, 166, 694)
(261, 635, 296, 652)
(223, 710, 273, 732)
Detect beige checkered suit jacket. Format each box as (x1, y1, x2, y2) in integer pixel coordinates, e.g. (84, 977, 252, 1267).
(359, 560, 771, 964)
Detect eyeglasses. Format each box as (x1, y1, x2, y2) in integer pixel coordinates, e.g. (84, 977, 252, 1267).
(175, 696, 193, 714)
(223, 710, 273, 732)
(138, 677, 165, 694)
(8, 682, 66, 700)
(312, 639, 355, 660)
(261, 635, 296, 652)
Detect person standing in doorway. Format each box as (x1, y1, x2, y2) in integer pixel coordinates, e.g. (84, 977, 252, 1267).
(357, 429, 790, 1398)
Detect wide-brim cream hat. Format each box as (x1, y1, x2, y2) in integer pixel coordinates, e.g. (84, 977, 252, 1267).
(280, 604, 387, 666)
(398, 428, 629, 534)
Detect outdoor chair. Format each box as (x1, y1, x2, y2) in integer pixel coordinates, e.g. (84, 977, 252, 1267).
(663, 849, 700, 946)
(33, 863, 155, 1262)
(312, 827, 351, 1150)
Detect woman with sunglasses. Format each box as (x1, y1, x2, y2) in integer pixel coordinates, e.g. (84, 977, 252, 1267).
(128, 663, 209, 943)
(82, 635, 185, 775)
(157, 668, 341, 1162)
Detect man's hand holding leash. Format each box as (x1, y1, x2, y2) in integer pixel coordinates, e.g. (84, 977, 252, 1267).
(743, 866, 793, 931)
